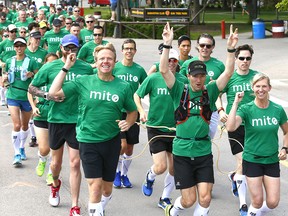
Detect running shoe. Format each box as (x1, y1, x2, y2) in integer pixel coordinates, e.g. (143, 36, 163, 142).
(49, 179, 61, 207)
(19, 148, 27, 160)
(13, 154, 22, 166)
(228, 172, 238, 197)
(164, 204, 173, 216)
(121, 175, 132, 188)
(142, 172, 155, 196)
(70, 206, 81, 216)
(158, 197, 172, 210)
(113, 172, 121, 188)
(29, 136, 38, 147)
(46, 173, 53, 186)
(1, 100, 6, 106)
(239, 204, 248, 216)
(36, 161, 46, 177)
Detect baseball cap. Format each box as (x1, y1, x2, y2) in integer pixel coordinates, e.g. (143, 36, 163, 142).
(169, 49, 179, 60)
(30, 31, 41, 38)
(7, 24, 17, 32)
(39, 21, 47, 28)
(67, 6, 73, 12)
(14, 37, 27, 45)
(188, 60, 207, 76)
(22, 1, 27, 5)
(56, 5, 62, 9)
(61, 34, 79, 47)
(53, 18, 62, 27)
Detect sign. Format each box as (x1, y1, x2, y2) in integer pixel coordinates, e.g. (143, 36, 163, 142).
(131, 8, 190, 20)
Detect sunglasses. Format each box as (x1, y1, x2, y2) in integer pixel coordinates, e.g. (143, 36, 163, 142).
(93, 33, 102, 37)
(63, 46, 78, 52)
(238, 56, 252, 61)
(66, 22, 72, 25)
(10, 30, 17, 33)
(20, 31, 26, 34)
(3, 34, 8, 38)
(86, 20, 94, 23)
(169, 58, 178, 63)
(199, 44, 213, 49)
(14, 44, 26, 48)
(74, 10, 80, 12)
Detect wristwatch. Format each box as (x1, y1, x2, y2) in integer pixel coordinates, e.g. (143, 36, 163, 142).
(44, 92, 49, 100)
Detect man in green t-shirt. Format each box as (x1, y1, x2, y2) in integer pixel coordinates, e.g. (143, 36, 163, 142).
(39, 1, 50, 17)
(48, 43, 137, 216)
(28, 34, 93, 216)
(177, 35, 192, 66)
(216, 44, 258, 215)
(112, 39, 147, 189)
(0, 12, 11, 31)
(79, 14, 95, 44)
(77, 25, 109, 66)
(135, 49, 188, 210)
(160, 23, 238, 216)
(14, 10, 30, 31)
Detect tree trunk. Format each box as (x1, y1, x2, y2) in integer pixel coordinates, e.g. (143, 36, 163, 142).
(155, 0, 162, 8)
(191, 0, 200, 24)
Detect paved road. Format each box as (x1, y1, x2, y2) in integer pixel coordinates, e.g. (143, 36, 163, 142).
(1, 31, 288, 216)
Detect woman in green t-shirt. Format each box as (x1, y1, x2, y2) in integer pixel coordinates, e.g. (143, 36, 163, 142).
(226, 73, 288, 216)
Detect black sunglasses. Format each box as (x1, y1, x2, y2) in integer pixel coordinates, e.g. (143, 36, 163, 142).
(93, 33, 102, 37)
(86, 20, 94, 23)
(10, 30, 17, 33)
(238, 56, 252, 61)
(66, 22, 72, 25)
(63, 46, 78, 52)
(199, 44, 213, 49)
(3, 34, 8, 38)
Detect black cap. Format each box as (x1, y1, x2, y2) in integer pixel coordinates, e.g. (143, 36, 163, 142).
(53, 18, 62, 27)
(188, 60, 207, 76)
(30, 31, 41, 38)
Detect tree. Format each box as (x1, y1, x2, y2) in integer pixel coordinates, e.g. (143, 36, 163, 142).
(276, 0, 288, 11)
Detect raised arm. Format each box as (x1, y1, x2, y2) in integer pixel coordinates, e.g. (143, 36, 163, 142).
(216, 25, 239, 91)
(159, 22, 175, 89)
(49, 53, 76, 98)
(226, 91, 244, 132)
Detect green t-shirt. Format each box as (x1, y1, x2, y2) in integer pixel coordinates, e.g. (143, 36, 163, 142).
(0, 39, 15, 62)
(136, 72, 188, 132)
(79, 28, 93, 44)
(25, 47, 48, 68)
(0, 20, 11, 31)
(15, 20, 30, 30)
(178, 55, 192, 66)
(62, 75, 137, 143)
(34, 95, 50, 121)
(169, 80, 220, 157)
(31, 59, 93, 123)
(44, 29, 69, 53)
(6, 56, 39, 101)
(77, 40, 109, 64)
(39, 6, 50, 16)
(180, 57, 224, 110)
(238, 100, 287, 164)
(222, 69, 258, 114)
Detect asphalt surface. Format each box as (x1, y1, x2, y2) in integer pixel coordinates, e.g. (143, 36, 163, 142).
(1, 30, 288, 216)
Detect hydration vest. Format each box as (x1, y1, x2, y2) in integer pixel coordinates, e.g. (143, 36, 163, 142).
(8, 56, 30, 84)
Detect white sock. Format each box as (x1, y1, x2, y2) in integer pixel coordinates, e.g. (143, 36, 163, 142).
(234, 173, 247, 207)
(259, 201, 273, 215)
(101, 194, 112, 210)
(147, 165, 157, 181)
(12, 131, 20, 155)
(0, 86, 5, 101)
(89, 202, 103, 216)
(170, 196, 185, 216)
(116, 154, 123, 173)
(47, 156, 52, 174)
(19, 129, 29, 148)
(38, 151, 49, 162)
(121, 153, 132, 176)
(193, 202, 210, 216)
(248, 204, 261, 216)
(29, 120, 36, 137)
(161, 172, 175, 199)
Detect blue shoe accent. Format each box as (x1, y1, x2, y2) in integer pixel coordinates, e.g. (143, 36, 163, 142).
(158, 197, 172, 210)
(13, 154, 22, 165)
(113, 172, 122, 188)
(142, 172, 155, 196)
(239, 204, 248, 216)
(228, 172, 238, 197)
(121, 175, 132, 188)
(19, 148, 27, 160)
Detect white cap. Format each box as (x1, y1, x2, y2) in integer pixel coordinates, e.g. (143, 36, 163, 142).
(14, 37, 27, 45)
(169, 49, 179, 60)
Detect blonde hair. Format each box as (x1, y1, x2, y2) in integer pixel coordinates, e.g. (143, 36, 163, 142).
(251, 73, 271, 87)
(85, 14, 95, 21)
(94, 43, 116, 61)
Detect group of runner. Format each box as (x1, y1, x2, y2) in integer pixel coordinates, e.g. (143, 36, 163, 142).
(0, 2, 287, 216)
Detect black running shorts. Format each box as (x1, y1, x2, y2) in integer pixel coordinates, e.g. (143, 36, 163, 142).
(228, 125, 245, 155)
(120, 112, 140, 144)
(243, 160, 280, 178)
(147, 127, 175, 154)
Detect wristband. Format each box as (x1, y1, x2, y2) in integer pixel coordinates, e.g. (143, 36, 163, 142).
(162, 44, 172, 49)
(227, 48, 236, 53)
(62, 67, 69, 73)
(282, 147, 288, 154)
(217, 107, 225, 114)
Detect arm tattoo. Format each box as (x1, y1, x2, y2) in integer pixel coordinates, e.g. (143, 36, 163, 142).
(28, 85, 46, 98)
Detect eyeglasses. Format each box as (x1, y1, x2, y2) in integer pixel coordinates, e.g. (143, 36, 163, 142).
(10, 30, 17, 33)
(66, 22, 72, 25)
(57, 8, 62, 10)
(168, 58, 178, 63)
(199, 44, 213, 49)
(74, 10, 80, 12)
(93, 33, 102, 37)
(14, 44, 26, 48)
(238, 56, 252, 61)
(123, 47, 135, 51)
(63, 46, 78, 52)
(86, 20, 94, 23)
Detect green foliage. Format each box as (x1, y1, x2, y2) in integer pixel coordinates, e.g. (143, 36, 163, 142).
(276, 0, 288, 11)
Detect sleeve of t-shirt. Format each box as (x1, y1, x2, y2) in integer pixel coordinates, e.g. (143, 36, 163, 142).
(62, 80, 78, 98)
(135, 76, 151, 98)
(179, 60, 188, 76)
(77, 44, 87, 60)
(279, 106, 288, 125)
(31, 64, 50, 87)
(168, 79, 184, 110)
(123, 84, 137, 112)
